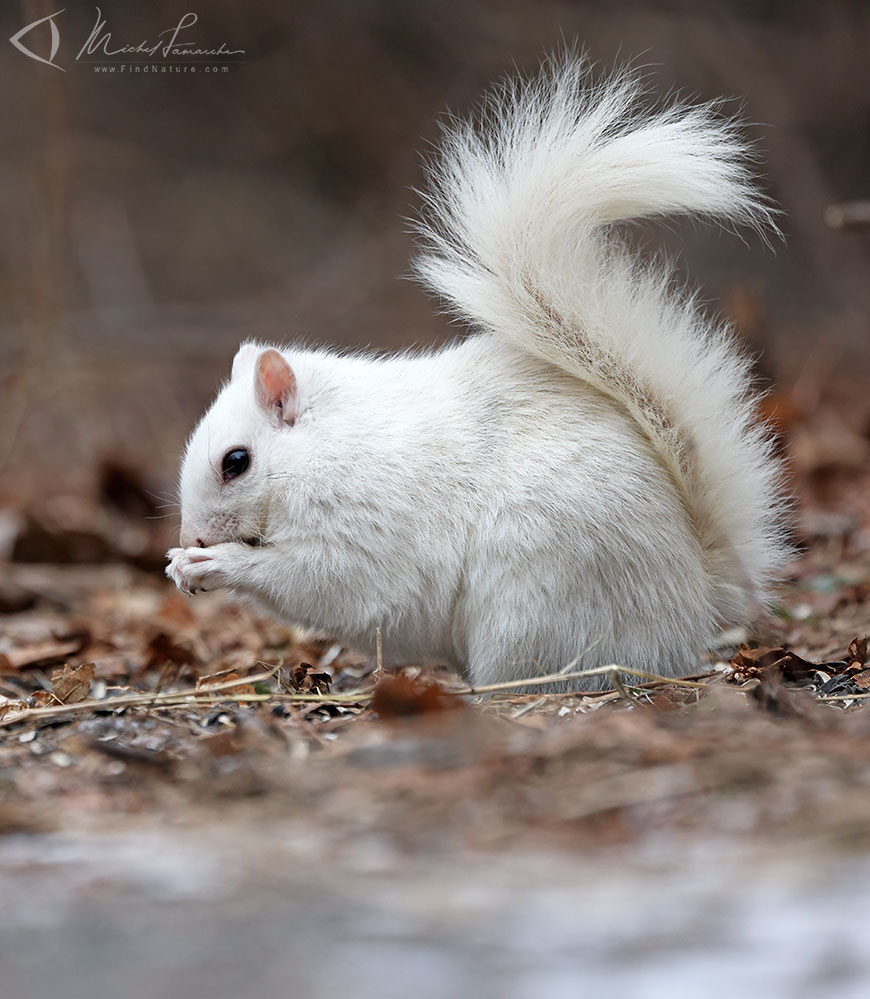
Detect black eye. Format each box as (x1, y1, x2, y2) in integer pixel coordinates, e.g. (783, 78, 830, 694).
(221, 448, 250, 482)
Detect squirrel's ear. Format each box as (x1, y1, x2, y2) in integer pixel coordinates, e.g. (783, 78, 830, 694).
(255, 349, 297, 426)
(231, 343, 259, 381)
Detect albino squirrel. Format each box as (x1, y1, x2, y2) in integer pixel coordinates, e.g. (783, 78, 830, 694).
(167, 56, 789, 687)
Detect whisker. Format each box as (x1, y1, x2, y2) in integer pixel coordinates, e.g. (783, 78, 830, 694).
(147, 489, 179, 506)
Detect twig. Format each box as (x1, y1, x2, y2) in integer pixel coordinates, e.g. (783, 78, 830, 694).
(0, 671, 370, 730)
(455, 664, 713, 696)
(375, 627, 383, 681)
(610, 671, 633, 703)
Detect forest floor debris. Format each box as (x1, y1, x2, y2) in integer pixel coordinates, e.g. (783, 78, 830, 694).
(1, 428, 869, 857)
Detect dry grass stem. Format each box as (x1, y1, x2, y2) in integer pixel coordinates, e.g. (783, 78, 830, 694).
(375, 627, 384, 680)
(456, 664, 716, 696)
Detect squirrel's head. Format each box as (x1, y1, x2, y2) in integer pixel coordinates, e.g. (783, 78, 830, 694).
(177, 343, 300, 549)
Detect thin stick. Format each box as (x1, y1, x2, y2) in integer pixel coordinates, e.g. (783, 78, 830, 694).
(375, 627, 383, 680)
(0, 672, 368, 729)
(610, 670, 633, 703)
(161, 692, 370, 707)
(455, 664, 713, 696)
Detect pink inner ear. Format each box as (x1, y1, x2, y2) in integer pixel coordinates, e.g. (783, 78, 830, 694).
(255, 349, 297, 421)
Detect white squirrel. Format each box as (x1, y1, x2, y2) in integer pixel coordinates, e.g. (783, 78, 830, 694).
(166, 56, 789, 687)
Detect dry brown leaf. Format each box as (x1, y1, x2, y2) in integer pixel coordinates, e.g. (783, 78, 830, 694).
(371, 673, 462, 719)
(290, 662, 332, 694)
(50, 662, 95, 704)
(728, 645, 820, 685)
(847, 636, 869, 667)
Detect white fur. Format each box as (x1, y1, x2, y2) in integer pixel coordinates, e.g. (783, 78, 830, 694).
(167, 56, 789, 687)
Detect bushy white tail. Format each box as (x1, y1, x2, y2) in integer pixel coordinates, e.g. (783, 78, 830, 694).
(414, 56, 790, 621)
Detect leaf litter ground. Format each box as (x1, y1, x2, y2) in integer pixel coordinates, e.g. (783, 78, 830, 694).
(1, 449, 869, 854)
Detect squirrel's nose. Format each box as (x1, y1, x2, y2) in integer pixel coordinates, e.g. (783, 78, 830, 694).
(180, 520, 231, 548)
(181, 531, 214, 549)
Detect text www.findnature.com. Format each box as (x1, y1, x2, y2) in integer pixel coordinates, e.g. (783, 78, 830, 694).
(92, 64, 231, 73)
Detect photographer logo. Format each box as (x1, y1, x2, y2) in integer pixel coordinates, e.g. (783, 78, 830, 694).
(9, 9, 65, 71)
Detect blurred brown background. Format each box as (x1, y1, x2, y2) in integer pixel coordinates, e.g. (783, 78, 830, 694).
(1, 0, 869, 514)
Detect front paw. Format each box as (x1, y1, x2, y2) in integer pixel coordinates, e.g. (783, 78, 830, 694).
(165, 545, 235, 596)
